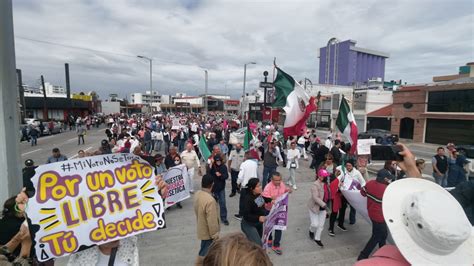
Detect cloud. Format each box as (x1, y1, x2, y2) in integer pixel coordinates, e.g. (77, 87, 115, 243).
(12, 0, 474, 99)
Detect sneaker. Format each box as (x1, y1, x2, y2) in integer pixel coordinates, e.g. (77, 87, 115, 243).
(315, 240, 324, 247)
(229, 192, 236, 197)
(271, 246, 282, 255)
(267, 239, 273, 246)
(176, 203, 183, 209)
(293, 185, 298, 190)
(337, 224, 347, 231)
(309, 231, 315, 240)
(234, 214, 242, 221)
(328, 230, 335, 237)
(223, 220, 229, 226)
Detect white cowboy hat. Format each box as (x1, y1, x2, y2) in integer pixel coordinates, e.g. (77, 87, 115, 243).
(383, 178, 473, 265)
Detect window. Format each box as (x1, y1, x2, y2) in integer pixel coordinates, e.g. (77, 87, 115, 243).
(427, 89, 474, 112)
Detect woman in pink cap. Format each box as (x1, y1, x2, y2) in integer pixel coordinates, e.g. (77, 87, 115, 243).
(307, 169, 330, 247)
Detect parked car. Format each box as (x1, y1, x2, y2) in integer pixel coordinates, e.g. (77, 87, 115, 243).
(358, 129, 398, 144)
(43, 121, 63, 135)
(25, 118, 40, 127)
(455, 144, 474, 180)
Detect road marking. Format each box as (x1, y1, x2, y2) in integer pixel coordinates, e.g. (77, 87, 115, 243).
(66, 137, 77, 142)
(22, 148, 42, 156)
(69, 146, 93, 159)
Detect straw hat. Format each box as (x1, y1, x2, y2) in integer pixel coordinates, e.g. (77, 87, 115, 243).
(383, 178, 473, 265)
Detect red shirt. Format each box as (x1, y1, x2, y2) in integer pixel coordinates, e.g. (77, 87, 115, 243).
(360, 180, 387, 223)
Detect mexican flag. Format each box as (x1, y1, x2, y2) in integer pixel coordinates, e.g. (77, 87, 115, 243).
(272, 67, 317, 137)
(243, 127, 253, 151)
(272, 67, 295, 108)
(336, 96, 358, 154)
(198, 135, 211, 160)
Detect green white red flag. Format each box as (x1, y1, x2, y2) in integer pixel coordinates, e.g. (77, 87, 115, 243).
(336, 96, 358, 154)
(272, 67, 317, 137)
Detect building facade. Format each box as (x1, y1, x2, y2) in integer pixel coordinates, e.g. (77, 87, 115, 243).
(318, 39, 389, 86)
(391, 81, 474, 144)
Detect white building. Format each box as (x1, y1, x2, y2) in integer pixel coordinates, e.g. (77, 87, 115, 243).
(130, 91, 161, 105)
(24, 82, 67, 98)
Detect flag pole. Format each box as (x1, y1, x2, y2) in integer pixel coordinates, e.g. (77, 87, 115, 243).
(270, 57, 276, 124)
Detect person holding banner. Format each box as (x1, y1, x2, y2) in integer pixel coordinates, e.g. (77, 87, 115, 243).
(337, 160, 365, 229)
(65, 168, 169, 266)
(241, 178, 271, 246)
(261, 172, 290, 255)
(308, 169, 330, 247)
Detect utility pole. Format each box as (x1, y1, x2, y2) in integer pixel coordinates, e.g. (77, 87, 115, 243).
(0, 0, 22, 202)
(137, 55, 153, 112)
(41, 75, 48, 120)
(241, 62, 256, 120)
(204, 70, 208, 116)
(17, 69, 26, 123)
(65, 63, 71, 118)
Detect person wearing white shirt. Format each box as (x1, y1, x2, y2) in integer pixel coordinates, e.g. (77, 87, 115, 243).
(235, 151, 259, 220)
(297, 136, 308, 159)
(287, 142, 301, 190)
(154, 130, 163, 152)
(325, 136, 333, 150)
(336, 160, 366, 228)
(181, 143, 201, 193)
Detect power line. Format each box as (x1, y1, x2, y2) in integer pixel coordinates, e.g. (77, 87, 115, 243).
(15, 36, 199, 67)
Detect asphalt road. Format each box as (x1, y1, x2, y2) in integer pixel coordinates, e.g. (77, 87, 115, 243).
(19, 126, 107, 166)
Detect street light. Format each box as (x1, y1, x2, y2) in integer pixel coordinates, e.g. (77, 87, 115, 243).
(204, 69, 208, 116)
(137, 55, 153, 112)
(241, 62, 256, 120)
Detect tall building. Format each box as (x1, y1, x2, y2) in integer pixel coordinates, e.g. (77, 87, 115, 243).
(318, 39, 389, 86)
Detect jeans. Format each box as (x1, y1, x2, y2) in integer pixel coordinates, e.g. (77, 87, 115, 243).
(309, 209, 326, 241)
(198, 239, 213, 257)
(154, 140, 163, 151)
(178, 139, 185, 152)
(433, 172, 448, 187)
(30, 136, 37, 146)
(338, 196, 356, 225)
(78, 135, 85, 145)
(164, 141, 170, 154)
(358, 221, 388, 260)
(230, 170, 239, 194)
(145, 141, 152, 154)
(329, 209, 338, 231)
(262, 166, 277, 189)
(241, 219, 263, 246)
(268, 229, 282, 247)
(213, 189, 228, 222)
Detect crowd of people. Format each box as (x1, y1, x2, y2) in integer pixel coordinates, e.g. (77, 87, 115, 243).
(1, 111, 473, 266)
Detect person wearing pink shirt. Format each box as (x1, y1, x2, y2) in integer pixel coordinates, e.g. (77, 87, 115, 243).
(261, 172, 291, 255)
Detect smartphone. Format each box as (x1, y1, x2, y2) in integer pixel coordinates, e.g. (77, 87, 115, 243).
(371, 145, 404, 161)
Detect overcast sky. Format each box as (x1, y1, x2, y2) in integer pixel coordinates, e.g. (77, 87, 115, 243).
(12, 0, 474, 99)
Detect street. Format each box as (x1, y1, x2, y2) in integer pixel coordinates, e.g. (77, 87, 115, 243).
(19, 131, 442, 266)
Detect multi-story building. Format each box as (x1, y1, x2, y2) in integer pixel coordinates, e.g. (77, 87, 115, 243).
(318, 39, 389, 86)
(24, 82, 67, 98)
(130, 91, 161, 111)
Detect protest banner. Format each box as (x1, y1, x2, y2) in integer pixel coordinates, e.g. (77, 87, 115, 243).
(162, 164, 190, 207)
(341, 190, 371, 224)
(262, 193, 289, 248)
(357, 138, 376, 155)
(27, 154, 165, 262)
